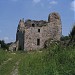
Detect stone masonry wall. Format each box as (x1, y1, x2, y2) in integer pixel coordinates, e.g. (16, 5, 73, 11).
(24, 25, 53, 51)
(13, 12, 62, 51)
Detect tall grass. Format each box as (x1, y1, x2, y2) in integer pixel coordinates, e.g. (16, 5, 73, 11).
(0, 49, 21, 75)
(0, 45, 75, 75)
(18, 45, 75, 75)
(0, 49, 9, 65)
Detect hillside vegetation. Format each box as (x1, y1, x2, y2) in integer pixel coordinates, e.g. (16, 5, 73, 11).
(0, 44, 75, 75)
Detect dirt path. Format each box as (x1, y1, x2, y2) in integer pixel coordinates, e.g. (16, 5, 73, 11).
(0, 58, 12, 68)
(11, 59, 21, 75)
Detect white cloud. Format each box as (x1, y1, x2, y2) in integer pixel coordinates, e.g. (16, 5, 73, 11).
(33, 0, 41, 3)
(4, 37, 15, 43)
(49, 1, 58, 5)
(3, 37, 10, 43)
(4, 37, 9, 41)
(71, 0, 75, 11)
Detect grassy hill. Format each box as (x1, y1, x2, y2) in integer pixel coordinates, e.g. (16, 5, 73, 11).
(0, 45, 75, 75)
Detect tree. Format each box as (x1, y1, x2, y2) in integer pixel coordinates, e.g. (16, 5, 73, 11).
(60, 35, 70, 41)
(0, 40, 9, 50)
(69, 24, 75, 42)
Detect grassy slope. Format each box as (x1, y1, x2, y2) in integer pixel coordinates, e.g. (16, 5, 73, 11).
(0, 45, 75, 75)
(18, 46, 75, 75)
(0, 49, 21, 75)
(0, 50, 9, 65)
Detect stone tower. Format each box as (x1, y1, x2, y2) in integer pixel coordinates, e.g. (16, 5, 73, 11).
(48, 12, 62, 41)
(16, 18, 25, 50)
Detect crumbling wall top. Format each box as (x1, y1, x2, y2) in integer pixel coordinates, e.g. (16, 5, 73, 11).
(25, 19, 48, 28)
(48, 12, 61, 22)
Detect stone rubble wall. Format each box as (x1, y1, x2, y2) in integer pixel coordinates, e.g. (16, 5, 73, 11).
(9, 12, 62, 51)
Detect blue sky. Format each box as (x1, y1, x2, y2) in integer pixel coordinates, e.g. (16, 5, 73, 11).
(0, 0, 75, 43)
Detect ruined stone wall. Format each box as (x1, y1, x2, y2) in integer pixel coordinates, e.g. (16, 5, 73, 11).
(24, 25, 53, 51)
(24, 12, 62, 50)
(14, 12, 62, 51)
(16, 19, 25, 50)
(24, 27, 43, 50)
(48, 12, 62, 41)
(16, 31, 24, 50)
(9, 42, 18, 51)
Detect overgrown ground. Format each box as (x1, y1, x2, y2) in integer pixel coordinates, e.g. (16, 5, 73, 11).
(0, 45, 75, 75)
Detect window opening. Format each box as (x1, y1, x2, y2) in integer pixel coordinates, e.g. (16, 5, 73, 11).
(38, 29, 40, 32)
(37, 39, 40, 46)
(32, 24, 35, 27)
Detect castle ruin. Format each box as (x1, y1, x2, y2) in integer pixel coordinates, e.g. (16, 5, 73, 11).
(9, 12, 62, 51)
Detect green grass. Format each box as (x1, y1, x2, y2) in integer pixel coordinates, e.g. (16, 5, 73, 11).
(0, 49, 9, 65)
(18, 46, 75, 75)
(0, 49, 21, 75)
(0, 45, 75, 75)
